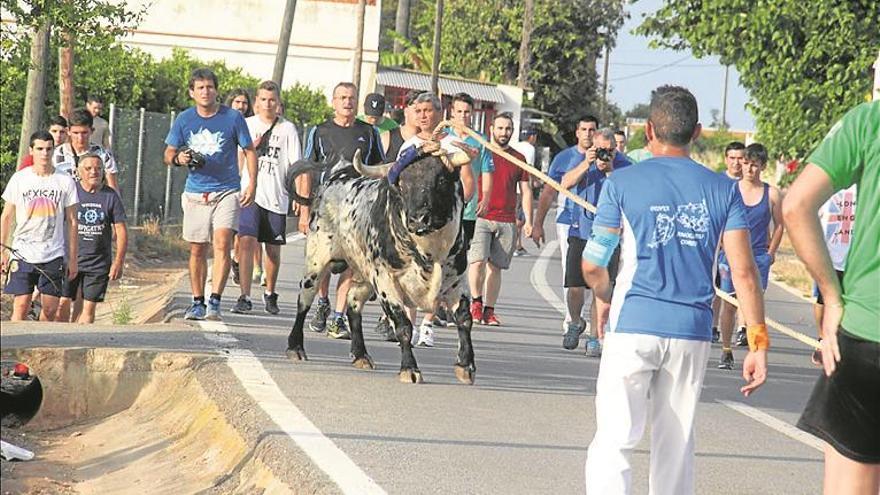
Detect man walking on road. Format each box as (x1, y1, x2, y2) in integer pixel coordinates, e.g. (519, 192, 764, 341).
(54, 108, 120, 192)
(303, 82, 384, 339)
(468, 113, 532, 327)
(164, 68, 258, 321)
(785, 99, 879, 494)
(232, 80, 306, 316)
(581, 86, 769, 495)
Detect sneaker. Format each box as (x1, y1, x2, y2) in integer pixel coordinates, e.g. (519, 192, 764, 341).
(263, 292, 280, 315)
(260, 271, 267, 287)
(735, 326, 748, 347)
(711, 326, 720, 343)
(184, 302, 207, 320)
(26, 301, 40, 321)
(470, 300, 484, 323)
(327, 316, 351, 340)
(231, 295, 252, 314)
(231, 260, 240, 285)
(718, 350, 734, 370)
(585, 337, 602, 357)
(206, 298, 222, 321)
(417, 322, 435, 347)
(309, 299, 331, 333)
(563, 318, 586, 350)
(513, 247, 528, 257)
(482, 307, 500, 326)
(375, 316, 397, 341)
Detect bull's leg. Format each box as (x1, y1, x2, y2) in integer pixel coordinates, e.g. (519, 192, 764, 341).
(385, 302, 422, 384)
(286, 236, 332, 362)
(451, 294, 476, 385)
(347, 284, 375, 370)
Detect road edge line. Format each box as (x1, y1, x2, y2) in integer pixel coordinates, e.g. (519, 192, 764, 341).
(717, 399, 823, 452)
(530, 240, 566, 317)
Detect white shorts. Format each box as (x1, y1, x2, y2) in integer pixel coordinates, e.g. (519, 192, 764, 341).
(182, 190, 240, 243)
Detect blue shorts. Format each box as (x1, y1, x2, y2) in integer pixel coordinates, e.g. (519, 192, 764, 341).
(239, 203, 287, 245)
(718, 252, 770, 294)
(4, 257, 66, 297)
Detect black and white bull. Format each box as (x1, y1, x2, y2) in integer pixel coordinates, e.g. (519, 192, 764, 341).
(285, 149, 476, 384)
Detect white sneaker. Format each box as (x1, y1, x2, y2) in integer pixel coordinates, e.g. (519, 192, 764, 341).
(417, 322, 435, 347)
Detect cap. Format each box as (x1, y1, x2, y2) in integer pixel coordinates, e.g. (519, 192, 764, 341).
(364, 93, 386, 117)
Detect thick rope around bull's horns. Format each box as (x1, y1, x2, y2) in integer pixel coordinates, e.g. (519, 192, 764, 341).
(434, 119, 820, 350)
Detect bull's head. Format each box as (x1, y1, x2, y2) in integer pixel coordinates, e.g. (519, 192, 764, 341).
(354, 149, 466, 236)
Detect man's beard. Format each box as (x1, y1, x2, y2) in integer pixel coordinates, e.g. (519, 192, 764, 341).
(494, 135, 511, 146)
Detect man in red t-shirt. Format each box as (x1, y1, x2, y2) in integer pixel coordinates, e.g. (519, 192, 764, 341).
(468, 113, 533, 326)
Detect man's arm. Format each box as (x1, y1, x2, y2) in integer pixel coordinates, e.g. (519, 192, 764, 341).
(240, 145, 258, 207)
(459, 160, 475, 202)
(560, 158, 591, 190)
(0, 202, 15, 273)
(520, 179, 533, 237)
(109, 222, 128, 280)
(476, 172, 492, 216)
(65, 204, 78, 281)
(722, 227, 767, 396)
(782, 164, 842, 375)
(767, 186, 784, 263)
(163, 145, 191, 167)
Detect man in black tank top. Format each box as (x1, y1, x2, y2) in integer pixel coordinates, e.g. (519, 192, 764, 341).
(381, 90, 422, 159)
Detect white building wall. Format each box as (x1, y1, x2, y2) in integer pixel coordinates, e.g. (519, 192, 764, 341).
(495, 84, 525, 133)
(121, 0, 382, 103)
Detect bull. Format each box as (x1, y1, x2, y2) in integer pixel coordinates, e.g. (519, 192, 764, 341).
(285, 146, 476, 384)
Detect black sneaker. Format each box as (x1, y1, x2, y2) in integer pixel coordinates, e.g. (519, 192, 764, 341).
(711, 326, 720, 343)
(231, 295, 252, 314)
(563, 319, 586, 350)
(231, 260, 240, 285)
(735, 326, 748, 347)
(718, 350, 734, 370)
(263, 292, 280, 315)
(327, 316, 351, 340)
(309, 299, 331, 333)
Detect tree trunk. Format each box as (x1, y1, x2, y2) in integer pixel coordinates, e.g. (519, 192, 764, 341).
(517, 0, 534, 89)
(17, 21, 51, 163)
(272, 0, 298, 87)
(393, 0, 411, 54)
(430, 0, 444, 95)
(352, 0, 367, 100)
(59, 36, 75, 119)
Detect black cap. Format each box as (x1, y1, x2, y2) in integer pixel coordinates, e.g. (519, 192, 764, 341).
(364, 93, 386, 117)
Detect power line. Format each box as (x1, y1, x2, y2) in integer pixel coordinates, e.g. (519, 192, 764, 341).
(609, 55, 694, 81)
(610, 62, 714, 68)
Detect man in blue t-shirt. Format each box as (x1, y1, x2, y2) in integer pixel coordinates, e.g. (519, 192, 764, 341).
(581, 86, 769, 495)
(164, 68, 257, 321)
(558, 128, 631, 355)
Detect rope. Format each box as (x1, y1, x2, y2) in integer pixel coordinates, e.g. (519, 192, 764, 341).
(433, 120, 819, 350)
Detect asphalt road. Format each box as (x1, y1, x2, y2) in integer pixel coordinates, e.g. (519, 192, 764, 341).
(2, 225, 828, 494)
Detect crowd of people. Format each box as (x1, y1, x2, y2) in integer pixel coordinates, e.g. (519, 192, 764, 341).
(1, 67, 876, 494)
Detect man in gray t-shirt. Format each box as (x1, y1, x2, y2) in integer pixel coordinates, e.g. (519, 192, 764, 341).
(86, 95, 111, 149)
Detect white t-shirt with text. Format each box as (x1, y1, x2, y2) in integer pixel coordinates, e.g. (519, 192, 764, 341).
(818, 184, 857, 271)
(242, 116, 302, 215)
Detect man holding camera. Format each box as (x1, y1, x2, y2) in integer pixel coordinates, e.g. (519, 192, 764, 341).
(559, 128, 631, 355)
(164, 68, 258, 321)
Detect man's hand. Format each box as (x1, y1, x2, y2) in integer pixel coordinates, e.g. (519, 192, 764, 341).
(176, 149, 192, 166)
(530, 223, 544, 247)
(450, 140, 478, 159)
(297, 206, 310, 235)
(768, 251, 776, 265)
(240, 185, 256, 208)
(523, 222, 533, 239)
(594, 297, 611, 339)
(476, 197, 490, 217)
(585, 146, 597, 163)
(109, 261, 124, 280)
(67, 259, 78, 282)
(740, 349, 768, 397)
(0, 252, 8, 274)
(421, 140, 441, 155)
(820, 302, 844, 376)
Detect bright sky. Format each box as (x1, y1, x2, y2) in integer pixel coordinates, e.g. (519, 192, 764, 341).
(602, 0, 756, 131)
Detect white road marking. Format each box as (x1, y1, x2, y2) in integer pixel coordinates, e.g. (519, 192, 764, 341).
(718, 400, 824, 452)
(198, 319, 387, 494)
(530, 240, 566, 316)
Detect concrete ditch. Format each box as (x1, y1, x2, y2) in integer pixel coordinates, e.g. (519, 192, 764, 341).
(0, 347, 296, 494)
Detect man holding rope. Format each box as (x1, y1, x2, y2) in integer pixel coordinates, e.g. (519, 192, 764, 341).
(581, 86, 768, 495)
(785, 99, 879, 494)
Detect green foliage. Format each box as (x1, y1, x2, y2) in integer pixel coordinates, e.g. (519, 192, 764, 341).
(281, 84, 333, 133)
(384, 0, 627, 137)
(627, 127, 647, 151)
(624, 103, 650, 120)
(637, 0, 879, 163)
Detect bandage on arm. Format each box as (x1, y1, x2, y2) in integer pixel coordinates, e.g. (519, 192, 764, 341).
(583, 228, 620, 267)
(746, 323, 770, 352)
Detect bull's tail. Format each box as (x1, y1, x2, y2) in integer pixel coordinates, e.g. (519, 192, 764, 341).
(426, 261, 443, 304)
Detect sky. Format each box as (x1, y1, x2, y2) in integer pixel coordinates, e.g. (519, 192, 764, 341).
(601, 0, 756, 131)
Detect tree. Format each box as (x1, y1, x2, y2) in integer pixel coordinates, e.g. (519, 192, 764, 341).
(637, 0, 879, 162)
(624, 102, 650, 120)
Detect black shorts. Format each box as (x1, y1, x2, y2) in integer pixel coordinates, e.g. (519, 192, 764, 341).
(797, 328, 880, 463)
(239, 203, 287, 245)
(564, 237, 621, 288)
(814, 270, 845, 305)
(4, 257, 65, 297)
(62, 271, 110, 302)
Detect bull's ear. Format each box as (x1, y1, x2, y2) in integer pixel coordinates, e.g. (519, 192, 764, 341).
(353, 149, 394, 178)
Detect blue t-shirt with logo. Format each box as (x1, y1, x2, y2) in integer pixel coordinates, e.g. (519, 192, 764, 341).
(76, 183, 127, 273)
(571, 155, 633, 239)
(165, 106, 252, 193)
(549, 146, 631, 225)
(588, 156, 748, 341)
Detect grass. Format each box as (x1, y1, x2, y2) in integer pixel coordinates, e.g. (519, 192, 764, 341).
(132, 216, 189, 261)
(111, 292, 134, 325)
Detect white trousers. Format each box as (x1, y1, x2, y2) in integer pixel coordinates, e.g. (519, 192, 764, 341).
(585, 332, 711, 495)
(556, 222, 570, 325)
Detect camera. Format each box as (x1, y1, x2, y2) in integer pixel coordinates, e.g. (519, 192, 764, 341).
(178, 147, 206, 170)
(595, 147, 614, 163)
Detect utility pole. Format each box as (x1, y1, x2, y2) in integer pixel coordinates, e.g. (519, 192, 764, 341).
(18, 21, 51, 162)
(516, 0, 534, 89)
(720, 64, 729, 129)
(352, 0, 367, 98)
(600, 44, 610, 124)
(272, 0, 298, 86)
(430, 0, 444, 95)
(59, 35, 74, 119)
(394, 0, 411, 54)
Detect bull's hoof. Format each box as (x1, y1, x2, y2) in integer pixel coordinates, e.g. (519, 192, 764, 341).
(454, 364, 476, 385)
(286, 347, 308, 362)
(398, 369, 424, 384)
(352, 355, 375, 370)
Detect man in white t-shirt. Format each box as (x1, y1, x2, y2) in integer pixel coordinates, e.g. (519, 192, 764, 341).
(811, 184, 857, 364)
(231, 80, 306, 316)
(1, 130, 79, 321)
(53, 108, 120, 193)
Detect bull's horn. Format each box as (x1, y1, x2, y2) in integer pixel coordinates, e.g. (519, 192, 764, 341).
(352, 149, 394, 178)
